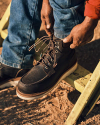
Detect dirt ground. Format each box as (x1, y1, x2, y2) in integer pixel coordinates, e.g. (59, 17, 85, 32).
(0, 0, 100, 125)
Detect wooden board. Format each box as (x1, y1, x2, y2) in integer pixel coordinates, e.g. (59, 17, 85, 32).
(63, 64, 92, 93)
(65, 61, 100, 125)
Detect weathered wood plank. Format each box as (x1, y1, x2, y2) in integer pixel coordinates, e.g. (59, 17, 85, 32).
(0, 3, 10, 45)
(1, 29, 8, 39)
(65, 61, 100, 125)
(63, 64, 92, 93)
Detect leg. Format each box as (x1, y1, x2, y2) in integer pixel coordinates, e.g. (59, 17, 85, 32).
(16, 0, 85, 100)
(0, 0, 42, 69)
(49, 0, 85, 39)
(0, 0, 42, 82)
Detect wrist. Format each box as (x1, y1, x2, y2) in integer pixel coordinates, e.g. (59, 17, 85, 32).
(43, 0, 49, 4)
(82, 16, 98, 30)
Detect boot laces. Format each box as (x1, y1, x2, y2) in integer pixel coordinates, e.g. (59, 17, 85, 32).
(29, 35, 58, 68)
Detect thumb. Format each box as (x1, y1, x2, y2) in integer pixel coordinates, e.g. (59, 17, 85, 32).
(63, 34, 73, 47)
(63, 34, 73, 43)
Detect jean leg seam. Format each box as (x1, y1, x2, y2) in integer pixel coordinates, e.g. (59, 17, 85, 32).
(23, 0, 38, 62)
(27, 0, 38, 45)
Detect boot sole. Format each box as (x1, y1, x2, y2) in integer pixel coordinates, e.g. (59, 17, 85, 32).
(16, 62, 78, 100)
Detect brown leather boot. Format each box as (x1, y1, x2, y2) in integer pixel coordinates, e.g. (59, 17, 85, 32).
(16, 35, 77, 100)
(0, 63, 30, 86)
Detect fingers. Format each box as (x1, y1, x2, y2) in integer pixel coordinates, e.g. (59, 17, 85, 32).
(63, 34, 73, 44)
(70, 43, 78, 49)
(63, 34, 73, 48)
(46, 17, 52, 29)
(41, 15, 53, 36)
(63, 34, 79, 49)
(45, 18, 53, 36)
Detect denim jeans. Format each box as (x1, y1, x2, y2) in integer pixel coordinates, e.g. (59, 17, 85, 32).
(0, 0, 85, 69)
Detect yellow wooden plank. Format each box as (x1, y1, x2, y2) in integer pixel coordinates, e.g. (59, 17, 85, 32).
(63, 65, 92, 93)
(1, 29, 8, 39)
(0, 3, 10, 32)
(65, 61, 100, 125)
(0, 3, 10, 45)
(85, 86, 100, 115)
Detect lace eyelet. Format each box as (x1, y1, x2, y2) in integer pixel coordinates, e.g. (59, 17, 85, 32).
(45, 66, 48, 69)
(55, 50, 58, 53)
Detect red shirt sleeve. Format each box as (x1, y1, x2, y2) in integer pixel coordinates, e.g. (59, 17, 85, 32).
(84, 0, 100, 19)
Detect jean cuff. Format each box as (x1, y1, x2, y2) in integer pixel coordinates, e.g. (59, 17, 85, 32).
(0, 55, 32, 69)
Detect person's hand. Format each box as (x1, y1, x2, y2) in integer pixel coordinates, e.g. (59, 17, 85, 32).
(63, 16, 98, 49)
(41, 0, 54, 36)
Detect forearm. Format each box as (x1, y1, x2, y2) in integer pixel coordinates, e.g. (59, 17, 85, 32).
(43, 0, 50, 4)
(82, 16, 98, 31)
(42, 0, 52, 12)
(41, 0, 54, 36)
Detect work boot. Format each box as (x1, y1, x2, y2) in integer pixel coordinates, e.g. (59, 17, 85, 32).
(0, 63, 30, 86)
(16, 35, 77, 100)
